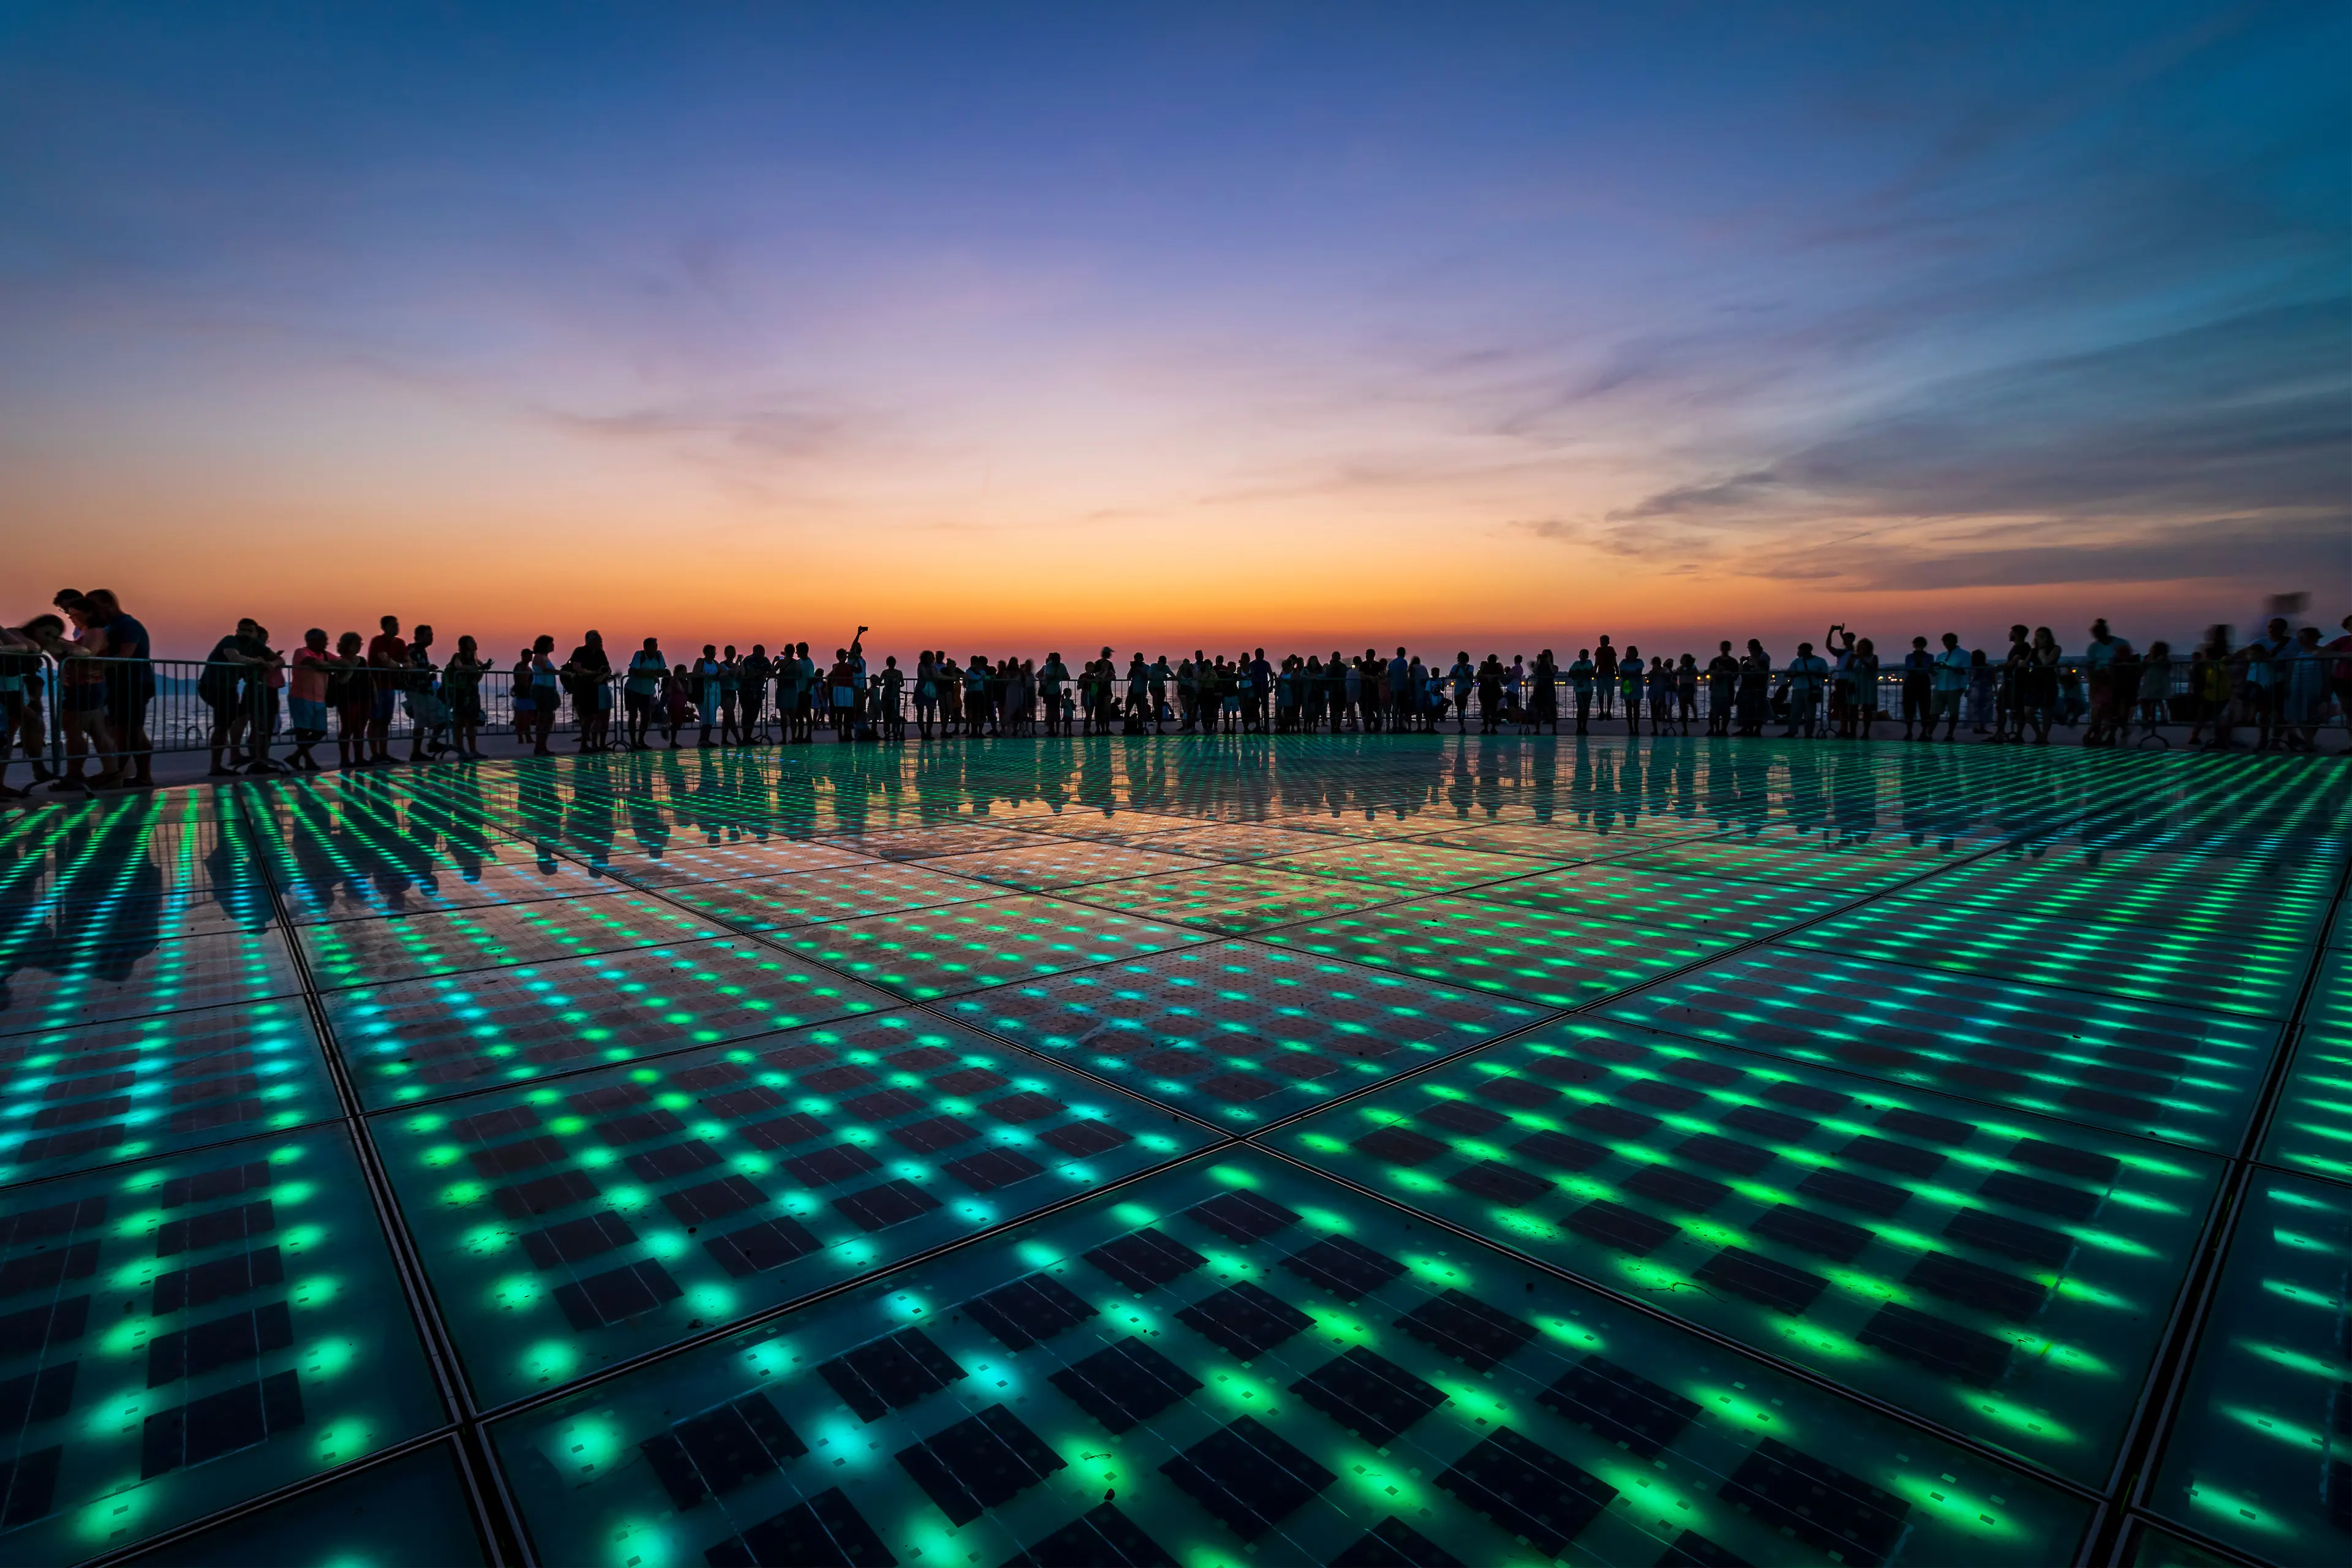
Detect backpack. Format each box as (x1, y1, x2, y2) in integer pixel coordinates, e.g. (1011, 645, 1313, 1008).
(197, 644, 239, 704)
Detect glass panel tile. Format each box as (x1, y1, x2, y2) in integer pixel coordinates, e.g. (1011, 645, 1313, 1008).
(2260, 948, 2351, 1185)
(323, 940, 897, 1108)
(775, 897, 1212, 1003)
(0, 928, 300, 1039)
(916, 843, 1210, 894)
(1263, 842, 1556, 897)
(1057, 864, 1402, 935)
(374, 1015, 1212, 1404)
(124, 1440, 486, 1566)
(1788, 905, 2309, 1020)
(943, 941, 1553, 1128)
(1272, 1018, 2222, 1482)
(491, 1153, 2089, 1567)
(0, 1126, 441, 1561)
(0, 1003, 339, 1188)
(1611, 953, 2284, 1151)
(2144, 1171, 2352, 1565)
(1264, 896, 1736, 1009)
(300, 895, 725, 991)
(660, 864, 998, 935)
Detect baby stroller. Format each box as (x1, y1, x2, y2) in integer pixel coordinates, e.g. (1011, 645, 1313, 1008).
(405, 685, 458, 760)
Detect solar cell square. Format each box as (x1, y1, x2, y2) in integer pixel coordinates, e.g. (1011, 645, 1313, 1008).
(0, 815, 262, 909)
(825, 793, 1075, 830)
(0, 926, 301, 1038)
(1401, 821, 1679, 862)
(1120, 823, 1335, 863)
(1264, 840, 1555, 897)
(270, 846, 612, 925)
(594, 837, 875, 888)
(2146, 1172, 2352, 1566)
(0, 883, 277, 957)
(1789, 902, 2310, 1020)
(1002, 810, 1196, 845)
(489, 1152, 2088, 1567)
(0, 1126, 440, 1562)
(2260, 948, 2351, 1185)
(0, 1001, 338, 1188)
(775, 895, 1212, 1003)
(248, 785, 504, 839)
(1613, 951, 2285, 1150)
(2115, 1518, 2256, 1568)
(919, 842, 1208, 893)
(321, 938, 897, 1107)
(1893, 851, 2334, 939)
(1613, 829, 1980, 891)
(1274, 1018, 2223, 1482)
(943, 940, 1550, 1125)
(828, 824, 1051, 861)
(0, 793, 236, 842)
(299, 893, 724, 989)
(1519, 807, 1740, 842)
(129, 1438, 489, 1566)
(1270, 809, 1501, 842)
(1057, 862, 1403, 934)
(659, 861, 998, 933)
(1471, 861, 1855, 938)
(373, 1014, 1208, 1404)
(1264, 895, 1736, 1009)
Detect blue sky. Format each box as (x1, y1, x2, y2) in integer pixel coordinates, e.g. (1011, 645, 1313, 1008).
(2, 2, 2344, 652)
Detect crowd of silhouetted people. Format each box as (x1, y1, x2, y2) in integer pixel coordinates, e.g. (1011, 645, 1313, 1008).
(5, 592, 2348, 794)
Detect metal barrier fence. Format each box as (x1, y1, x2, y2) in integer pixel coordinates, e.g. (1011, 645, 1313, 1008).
(2, 652, 2336, 773)
(4, 657, 597, 770)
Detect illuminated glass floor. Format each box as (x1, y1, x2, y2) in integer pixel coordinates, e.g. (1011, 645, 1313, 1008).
(491, 1153, 2093, 1567)
(0, 736, 2340, 1564)
(1265, 1017, 2223, 1484)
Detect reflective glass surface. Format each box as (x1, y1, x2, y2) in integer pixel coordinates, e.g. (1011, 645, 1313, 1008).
(660, 862, 998, 935)
(0, 1003, 339, 1188)
(0, 739, 2339, 1563)
(1265, 894, 1740, 1009)
(119, 1440, 488, 1567)
(0, 1126, 442, 1561)
(492, 1154, 2092, 1566)
(1273, 1019, 2222, 1482)
(944, 940, 1549, 1126)
(2144, 1172, 2351, 1565)
(1612, 952, 2285, 1150)
(2261, 949, 2351, 1183)
(1058, 861, 1405, 934)
(775, 896, 1212, 1003)
(372, 1014, 1213, 1406)
(323, 938, 899, 1108)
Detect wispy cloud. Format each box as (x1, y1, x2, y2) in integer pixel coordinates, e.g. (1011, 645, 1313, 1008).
(1583, 300, 2350, 588)
(548, 400, 875, 463)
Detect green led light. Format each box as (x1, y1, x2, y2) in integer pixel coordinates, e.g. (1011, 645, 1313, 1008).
(9, 722, 2339, 1561)
(1270, 1016, 2222, 1483)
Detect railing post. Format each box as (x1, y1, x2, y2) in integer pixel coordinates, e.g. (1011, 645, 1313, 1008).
(45, 664, 64, 778)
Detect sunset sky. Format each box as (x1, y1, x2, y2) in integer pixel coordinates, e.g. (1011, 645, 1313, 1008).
(3, 2, 2345, 658)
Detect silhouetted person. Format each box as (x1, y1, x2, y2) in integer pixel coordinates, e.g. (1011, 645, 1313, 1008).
(1736, 641, 1771, 736)
(1706, 641, 1738, 736)
(1782, 642, 1827, 739)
